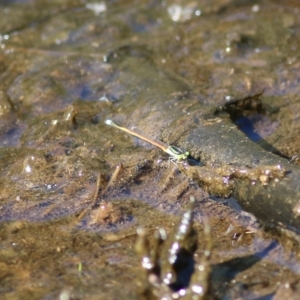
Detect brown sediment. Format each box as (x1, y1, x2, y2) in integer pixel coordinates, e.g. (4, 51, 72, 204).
(1, 0, 300, 299)
(102, 50, 300, 233)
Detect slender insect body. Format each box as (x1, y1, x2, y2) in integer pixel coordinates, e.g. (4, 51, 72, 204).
(105, 119, 189, 162)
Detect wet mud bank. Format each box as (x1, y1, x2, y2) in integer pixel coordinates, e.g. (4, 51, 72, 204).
(104, 52, 300, 234)
(1, 0, 300, 299)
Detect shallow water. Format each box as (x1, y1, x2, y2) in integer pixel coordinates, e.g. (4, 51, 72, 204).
(1, 0, 300, 299)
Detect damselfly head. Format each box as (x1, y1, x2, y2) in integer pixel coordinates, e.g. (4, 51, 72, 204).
(166, 146, 189, 160)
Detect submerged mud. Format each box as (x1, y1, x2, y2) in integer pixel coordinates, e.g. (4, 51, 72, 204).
(1, 0, 300, 299)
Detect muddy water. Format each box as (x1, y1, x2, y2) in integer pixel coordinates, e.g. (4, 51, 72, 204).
(1, 0, 300, 299)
